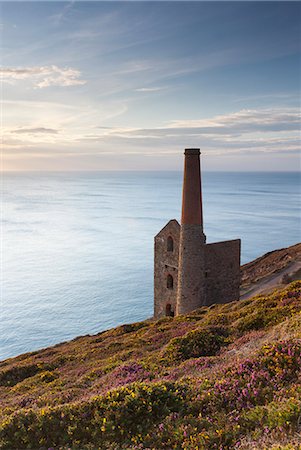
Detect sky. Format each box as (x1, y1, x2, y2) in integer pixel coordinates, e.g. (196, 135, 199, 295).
(1, 1, 301, 171)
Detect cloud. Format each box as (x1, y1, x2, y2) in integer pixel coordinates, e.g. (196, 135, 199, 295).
(49, 1, 75, 26)
(13, 127, 59, 135)
(166, 108, 301, 134)
(0, 65, 86, 88)
(135, 87, 165, 93)
(3, 107, 300, 164)
(88, 108, 300, 140)
(77, 107, 300, 157)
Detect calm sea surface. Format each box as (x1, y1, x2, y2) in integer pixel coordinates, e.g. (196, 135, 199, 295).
(1, 171, 300, 360)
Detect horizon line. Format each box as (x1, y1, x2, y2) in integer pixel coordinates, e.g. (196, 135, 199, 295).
(2, 169, 300, 174)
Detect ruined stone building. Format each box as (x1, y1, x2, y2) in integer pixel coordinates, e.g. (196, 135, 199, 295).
(154, 149, 241, 318)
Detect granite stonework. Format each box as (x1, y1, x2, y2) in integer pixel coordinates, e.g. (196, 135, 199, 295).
(154, 149, 241, 319)
(204, 239, 241, 306)
(177, 224, 206, 315)
(154, 220, 180, 318)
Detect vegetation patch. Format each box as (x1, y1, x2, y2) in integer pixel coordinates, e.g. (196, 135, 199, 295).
(0, 282, 301, 449)
(0, 364, 41, 387)
(163, 326, 229, 362)
(0, 382, 187, 449)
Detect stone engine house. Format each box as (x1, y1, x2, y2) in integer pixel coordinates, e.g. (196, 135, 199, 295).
(154, 149, 241, 318)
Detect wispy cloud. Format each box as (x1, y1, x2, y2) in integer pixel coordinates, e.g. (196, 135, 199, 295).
(75, 107, 300, 157)
(5, 107, 298, 156)
(49, 1, 75, 26)
(13, 127, 59, 135)
(135, 87, 165, 93)
(89, 108, 300, 139)
(166, 108, 301, 134)
(1, 65, 86, 88)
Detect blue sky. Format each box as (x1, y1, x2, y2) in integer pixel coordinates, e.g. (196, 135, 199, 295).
(2, 1, 300, 171)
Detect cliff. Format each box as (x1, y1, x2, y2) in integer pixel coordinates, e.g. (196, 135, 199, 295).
(241, 242, 301, 298)
(1, 245, 301, 449)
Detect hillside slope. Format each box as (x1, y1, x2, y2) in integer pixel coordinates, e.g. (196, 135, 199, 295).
(1, 280, 301, 449)
(241, 243, 301, 298)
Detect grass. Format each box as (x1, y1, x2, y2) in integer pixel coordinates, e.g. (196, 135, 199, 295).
(0, 281, 301, 449)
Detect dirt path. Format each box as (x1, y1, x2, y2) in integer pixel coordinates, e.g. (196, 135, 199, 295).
(240, 259, 301, 300)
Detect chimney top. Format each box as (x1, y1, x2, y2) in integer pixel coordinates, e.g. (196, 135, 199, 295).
(181, 148, 203, 226)
(184, 148, 200, 155)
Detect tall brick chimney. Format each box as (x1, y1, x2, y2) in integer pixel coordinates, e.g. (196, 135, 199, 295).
(176, 149, 206, 315)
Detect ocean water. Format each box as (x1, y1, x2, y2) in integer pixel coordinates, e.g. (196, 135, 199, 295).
(1, 171, 300, 360)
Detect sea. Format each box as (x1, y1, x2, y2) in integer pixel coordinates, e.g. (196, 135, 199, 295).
(1, 171, 300, 360)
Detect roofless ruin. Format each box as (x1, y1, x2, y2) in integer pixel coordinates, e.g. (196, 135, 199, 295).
(154, 148, 241, 318)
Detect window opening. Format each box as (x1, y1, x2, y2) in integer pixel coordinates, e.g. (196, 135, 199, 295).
(167, 236, 174, 252)
(167, 274, 173, 289)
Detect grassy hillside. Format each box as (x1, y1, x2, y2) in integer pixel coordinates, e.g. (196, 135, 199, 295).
(241, 243, 301, 288)
(1, 281, 301, 449)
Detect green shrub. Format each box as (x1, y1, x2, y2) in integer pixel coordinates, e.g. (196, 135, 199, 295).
(241, 396, 301, 441)
(235, 310, 266, 333)
(163, 326, 229, 362)
(39, 371, 58, 383)
(0, 365, 40, 387)
(120, 322, 148, 333)
(0, 381, 187, 449)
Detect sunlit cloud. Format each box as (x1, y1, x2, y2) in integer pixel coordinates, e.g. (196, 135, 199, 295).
(135, 87, 165, 93)
(87, 108, 300, 139)
(167, 108, 301, 132)
(70, 107, 300, 158)
(13, 127, 59, 135)
(1, 65, 86, 88)
(4, 107, 299, 156)
(2, 1, 300, 171)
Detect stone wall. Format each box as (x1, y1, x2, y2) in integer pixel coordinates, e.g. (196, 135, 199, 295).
(205, 239, 241, 305)
(154, 220, 180, 318)
(154, 227, 241, 317)
(176, 224, 206, 315)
